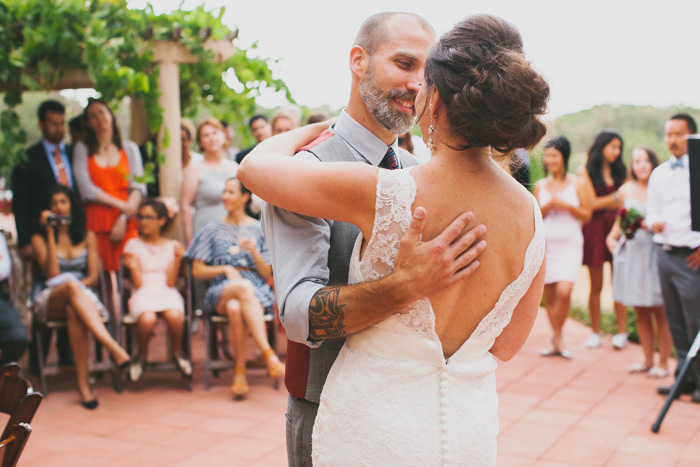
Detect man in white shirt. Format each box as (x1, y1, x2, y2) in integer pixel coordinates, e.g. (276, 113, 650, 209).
(646, 114, 700, 401)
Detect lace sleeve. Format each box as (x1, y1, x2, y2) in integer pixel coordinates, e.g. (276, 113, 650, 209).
(358, 168, 417, 282)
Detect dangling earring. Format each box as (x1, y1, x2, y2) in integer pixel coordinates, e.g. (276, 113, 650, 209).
(427, 119, 436, 152)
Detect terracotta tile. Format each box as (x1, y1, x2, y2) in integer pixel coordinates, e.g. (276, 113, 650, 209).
(498, 419, 569, 458)
(496, 454, 537, 466)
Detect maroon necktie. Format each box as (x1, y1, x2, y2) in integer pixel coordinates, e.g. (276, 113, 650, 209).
(53, 148, 70, 186)
(379, 147, 399, 170)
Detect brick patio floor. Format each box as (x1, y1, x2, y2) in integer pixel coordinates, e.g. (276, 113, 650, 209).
(15, 308, 700, 466)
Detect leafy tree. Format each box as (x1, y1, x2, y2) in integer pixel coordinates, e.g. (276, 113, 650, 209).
(0, 0, 290, 174)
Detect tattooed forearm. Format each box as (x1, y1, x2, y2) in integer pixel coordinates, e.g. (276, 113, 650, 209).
(308, 286, 347, 340)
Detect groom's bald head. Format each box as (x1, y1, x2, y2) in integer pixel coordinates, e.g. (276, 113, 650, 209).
(354, 12, 434, 55)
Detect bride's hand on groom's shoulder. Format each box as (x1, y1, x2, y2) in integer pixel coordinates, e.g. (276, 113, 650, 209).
(392, 207, 486, 302)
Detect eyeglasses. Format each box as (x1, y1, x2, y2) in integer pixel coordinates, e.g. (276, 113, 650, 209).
(136, 214, 159, 221)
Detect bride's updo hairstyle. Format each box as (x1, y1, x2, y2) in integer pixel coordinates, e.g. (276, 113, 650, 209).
(425, 14, 549, 154)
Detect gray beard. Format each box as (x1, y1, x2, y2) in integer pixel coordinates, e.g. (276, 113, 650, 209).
(359, 71, 415, 135)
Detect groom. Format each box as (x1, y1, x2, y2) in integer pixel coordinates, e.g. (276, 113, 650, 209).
(262, 12, 485, 466)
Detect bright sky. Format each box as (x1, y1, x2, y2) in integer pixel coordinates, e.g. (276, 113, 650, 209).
(128, 0, 700, 119)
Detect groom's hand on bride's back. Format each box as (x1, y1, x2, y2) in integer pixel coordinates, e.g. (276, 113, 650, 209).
(393, 207, 486, 301)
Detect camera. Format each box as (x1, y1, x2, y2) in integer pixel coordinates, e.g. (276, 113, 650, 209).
(46, 214, 72, 227)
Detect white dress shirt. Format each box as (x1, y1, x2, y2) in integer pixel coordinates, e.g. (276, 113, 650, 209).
(646, 154, 700, 248)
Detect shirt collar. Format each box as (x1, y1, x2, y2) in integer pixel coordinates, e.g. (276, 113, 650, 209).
(42, 140, 65, 155)
(333, 110, 396, 166)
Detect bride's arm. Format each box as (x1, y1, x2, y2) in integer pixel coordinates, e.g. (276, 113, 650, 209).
(490, 258, 545, 361)
(237, 122, 376, 234)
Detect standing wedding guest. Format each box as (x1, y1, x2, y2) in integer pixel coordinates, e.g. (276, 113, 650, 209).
(606, 146, 671, 378)
(235, 115, 272, 164)
(271, 109, 299, 136)
(180, 117, 238, 246)
(186, 178, 283, 399)
(647, 114, 700, 401)
(181, 119, 203, 169)
(220, 120, 241, 161)
(306, 111, 331, 126)
(122, 199, 191, 382)
(31, 185, 131, 409)
(73, 98, 146, 274)
(535, 137, 591, 358)
(579, 130, 627, 349)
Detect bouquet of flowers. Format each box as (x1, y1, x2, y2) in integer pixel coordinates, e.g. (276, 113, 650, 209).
(619, 207, 644, 239)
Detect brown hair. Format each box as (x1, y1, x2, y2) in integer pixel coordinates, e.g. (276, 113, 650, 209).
(82, 98, 123, 156)
(196, 117, 226, 151)
(630, 145, 660, 181)
(424, 14, 549, 154)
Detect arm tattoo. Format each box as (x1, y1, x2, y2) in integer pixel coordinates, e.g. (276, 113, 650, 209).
(308, 286, 347, 340)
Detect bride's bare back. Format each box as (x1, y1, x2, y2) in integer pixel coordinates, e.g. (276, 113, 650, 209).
(411, 157, 537, 358)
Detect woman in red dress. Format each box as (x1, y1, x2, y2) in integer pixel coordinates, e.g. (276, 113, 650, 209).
(579, 130, 627, 349)
(73, 99, 146, 273)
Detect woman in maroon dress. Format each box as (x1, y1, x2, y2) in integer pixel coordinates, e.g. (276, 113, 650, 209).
(580, 130, 627, 349)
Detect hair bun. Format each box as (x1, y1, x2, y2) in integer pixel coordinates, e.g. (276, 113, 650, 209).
(425, 15, 550, 154)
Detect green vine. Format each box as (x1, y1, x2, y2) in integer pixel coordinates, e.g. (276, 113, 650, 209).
(0, 0, 290, 176)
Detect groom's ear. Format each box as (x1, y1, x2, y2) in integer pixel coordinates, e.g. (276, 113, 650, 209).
(349, 46, 368, 79)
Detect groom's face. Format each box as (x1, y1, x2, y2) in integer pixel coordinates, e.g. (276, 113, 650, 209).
(359, 19, 434, 135)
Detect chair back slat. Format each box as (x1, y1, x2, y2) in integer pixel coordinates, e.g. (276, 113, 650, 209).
(2, 394, 41, 440)
(0, 376, 29, 416)
(0, 423, 31, 467)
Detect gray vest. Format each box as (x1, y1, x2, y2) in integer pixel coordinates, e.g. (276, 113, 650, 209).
(301, 134, 418, 403)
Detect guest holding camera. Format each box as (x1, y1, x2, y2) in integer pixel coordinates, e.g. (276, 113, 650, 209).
(31, 185, 130, 409)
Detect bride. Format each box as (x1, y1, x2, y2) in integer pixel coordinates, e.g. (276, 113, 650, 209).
(239, 14, 549, 466)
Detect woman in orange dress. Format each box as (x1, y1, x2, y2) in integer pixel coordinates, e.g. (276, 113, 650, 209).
(73, 99, 146, 272)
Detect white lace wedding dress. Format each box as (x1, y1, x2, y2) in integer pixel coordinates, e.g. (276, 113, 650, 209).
(312, 168, 544, 466)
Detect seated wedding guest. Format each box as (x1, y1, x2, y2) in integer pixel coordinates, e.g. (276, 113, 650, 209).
(579, 130, 628, 349)
(181, 117, 238, 246)
(607, 146, 671, 378)
(73, 98, 146, 274)
(535, 137, 591, 358)
(123, 199, 191, 382)
(186, 177, 283, 399)
(0, 233, 29, 365)
(31, 185, 131, 409)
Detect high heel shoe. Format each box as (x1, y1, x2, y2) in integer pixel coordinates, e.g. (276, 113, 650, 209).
(81, 399, 98, 410)
(230, 369, 249, 400)
(262, 348, 285, 379)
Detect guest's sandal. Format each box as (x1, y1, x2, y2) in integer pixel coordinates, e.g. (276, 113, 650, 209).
(648, 367, 669, 379)
(262, 348, 285, 379)
(230, 369, 249, 400)
(627, 363, 651, 374)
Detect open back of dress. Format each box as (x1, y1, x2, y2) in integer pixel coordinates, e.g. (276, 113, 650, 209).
(312, 168, 544, 466)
